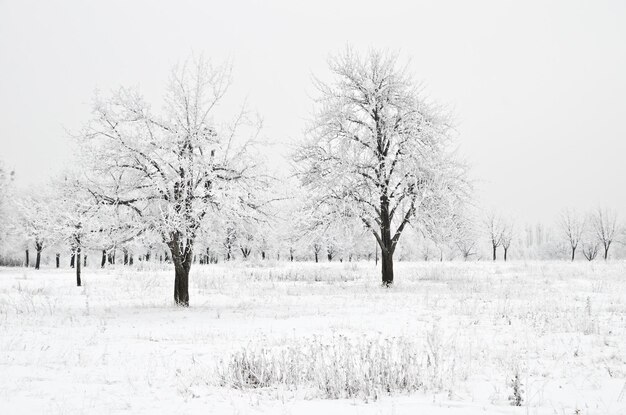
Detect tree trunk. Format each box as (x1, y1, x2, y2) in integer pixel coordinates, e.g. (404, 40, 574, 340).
(604, 245, 609, 260)
(35, 249, 41, 270)
(381, 247, 394, 286)
(123, 250, 129, 265)
(55, 253, 60, 268)
(504, 247, 508, 262)
(571, 246, 576, 261)
(492, 244, 497, 261)
(173, 261, 189, 306)
(314, 251, 318, 263)
(83, 255, 87, 267)
(101, 250, 106, 268)
(25, 249, 29, 267)
(379, 199, 394, 286)
(168, 234, 192, 307)
(76, 247, 82, 287)
(70, 252, 75, 268)
(129, 254, 134, 265)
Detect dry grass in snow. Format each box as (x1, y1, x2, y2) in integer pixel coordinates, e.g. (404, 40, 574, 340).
(217, 334, 423, 400)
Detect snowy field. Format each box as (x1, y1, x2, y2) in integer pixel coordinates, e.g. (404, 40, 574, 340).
(1, 261, 625, 414)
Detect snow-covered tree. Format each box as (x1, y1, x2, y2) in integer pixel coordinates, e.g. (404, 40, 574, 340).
(295, 48, 465, 285)
(340, 220, 372, 261)
(80, 58, 268, 306)
(558, 208, 586, 261)
(15, 190, 59, 269)
(485, 211, 504, 261)
(92, 204, 139, 267)
(501, 219, 515, 261)
(454, 214, 478, 261)
(56, 177, 100, 286)
(237, 225, 255, 260)
(311, 238, 323, 263)
(582, 241, 599, 261)
(590, 207, 619, 260)
(273, 203, 300, 261)
(421, 190, 467, 261)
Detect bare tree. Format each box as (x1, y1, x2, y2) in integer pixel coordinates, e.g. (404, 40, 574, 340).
(239, 232, 253, 259)
(312, 240, 322, 263)
(456, 238, 476, 261)
(582, 242, 599, 261)
(223, 226, 236, 261)
(422, 201, 458, 262)
(558, 208, 586, 261)
(295, 48, 465, 285)
(82, 58, 267, 306)
(422, 190, 470, 262)
(485, 211, 504, 261)
(501, 220, 514, 261)
(590, 208, 618, 260)
(326, 241, 338, 262)
(454, 216, 478, 261)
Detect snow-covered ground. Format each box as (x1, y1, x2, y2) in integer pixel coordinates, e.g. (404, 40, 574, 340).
(1, 261, 625, 414)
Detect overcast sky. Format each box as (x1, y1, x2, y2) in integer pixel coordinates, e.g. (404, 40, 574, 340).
(1, 0, 625, 222)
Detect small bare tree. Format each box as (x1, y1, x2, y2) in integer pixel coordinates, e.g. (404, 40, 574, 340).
(421, 195, 461, 262)
(590, 208, 618, 260)
(455, 216, 477, 261)
(485, 211, 504, 261)
(501, 221, 514, 261)
(582, 242, 599, 261)
(558, 208, 586, 261)
(326, 241, 338, 262)
(312, 241, 322, 263)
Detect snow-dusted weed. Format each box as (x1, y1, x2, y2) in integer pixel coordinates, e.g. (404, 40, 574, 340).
(216, 333, 425, 401)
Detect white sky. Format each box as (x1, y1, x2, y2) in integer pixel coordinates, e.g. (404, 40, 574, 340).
(1, 0, 625, 222)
